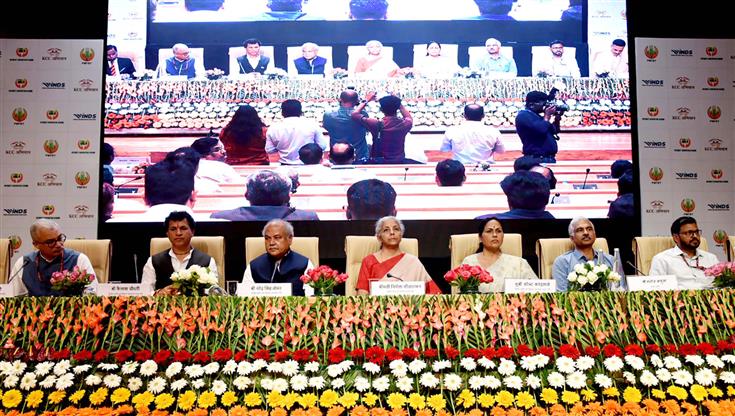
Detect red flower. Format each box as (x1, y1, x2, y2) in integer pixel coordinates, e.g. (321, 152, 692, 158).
(73, 350, 93, 362)
(624, 345, 644, 357)
(602, 344, 623, 358)
(663, 344, 678, 354)
(679, 344, 696, 356)
(94, 350, 109, 362)
(173, 350, 193, 363)
(365, 346, 385, 364)
(537, 346, 555, 359)
(234, 350, 248, 362)
(135, 350, 153, 362)
(481, 347, 497, 359)
(696, 342, 715, 355)
(386, 348, 403, 361)
(463, 349, 482, 359)
(350, 348, 365, 361)
(584, 346, 601, 358)
(496, 346, 514, 359)
(517, 345, 534, 357)
(422, 349, 438, 359)
(444, 347, 460, 360)
(559, 344, 580, 359)
(717, 340, 735, 353)
(49, 348, 71, 360)
(154, 350, 172, 365)
(114, 350, 134, 363)
(328, 348, 347, 364)
(645, 344, 661, 354)
(274, 350, 291, 362)
(401, 348, 420, 360)
(253, 349, 270, 361)
(213, 348, 233, 362)
(193, 351, 211, 363)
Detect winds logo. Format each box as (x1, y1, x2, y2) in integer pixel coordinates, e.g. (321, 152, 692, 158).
(47, 48, 62, 58)
(41, 205, 55, 216)
(43, 140, 59, 154)
(707, 76, 720, 87)
(647, 106, 659, 117)
(713, 230, 728, 245)
(679, 137, 692, 148)
(79, 48, 95, 62)
(707, 105, 721, 120)
(705, 46, 718, 57)
(15, 48, 29, 57)
(14, 79, 28, 89)
(711, 169, 723, 180)
(681, 198, 696, 213)
(644, 45, 659, 60)
(8, 235, 22, 251)
(10, 173, 23, 184)
(12, 107, 27, 122)
(75, 171, 91, 186)
(76, 139, 91, 150)
(46, 109, 59, 120)
(649, 167, 664, 181)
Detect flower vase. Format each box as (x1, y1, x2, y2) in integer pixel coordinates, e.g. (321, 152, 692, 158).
(459, 285, 480, 295)
(314, 287, 334, 297)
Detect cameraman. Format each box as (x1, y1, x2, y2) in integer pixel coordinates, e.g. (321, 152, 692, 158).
(515, 91, 559, 163)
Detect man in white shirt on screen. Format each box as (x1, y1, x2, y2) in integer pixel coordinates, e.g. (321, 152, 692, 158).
(266, 99, 328, 165)
(591, 38, 629, 78)
(535, 40, 580, 78)
(440, 104, 505, 164)
(649, 216, 719, 290)
(237, 38, 275, 75)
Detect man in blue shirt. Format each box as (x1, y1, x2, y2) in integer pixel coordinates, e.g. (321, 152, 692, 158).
(552, 217, 614, 291)
(515, 91, 559, 163)
(476, 170, 554, 220)
(323, 90, 369, 161)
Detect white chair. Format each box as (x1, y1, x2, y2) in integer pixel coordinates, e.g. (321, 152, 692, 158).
(228, 46, 275, 75)
(535, 237, 608, 280)
(531, 45, 577, 77)
(150, 236, 226, 287)
(347, 45, 394, 75)
(157, 47, 205, 77)
(468, 46, 514, 70)
(0, 238, 10, 284)
(117, 48, 145, 74)
(63, 239, 113, 283)
(244, 237, 319, 266)
(344, 236, 418, 296)
(412, 43, 458, 67)
(286, 46, 333, 76)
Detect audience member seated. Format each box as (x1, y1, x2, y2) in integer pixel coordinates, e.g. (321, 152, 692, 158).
(591, 39, 628, 78)
(191, 137, 241, 184)
(141, 211, 217, 296)
(356, 216, 441, 295)
(649, 216, 719, 290)
(310, 143, 376, 183)
(298, 142, 324, 165)
(352, 93, 417, 164)
(237, 38, 273, 75)
(266, 99, 327, 165)
(608, 171, 634, 219)
(106, 44, 136, 79)
(561, 0, 582, 20)
(330, 142, 356, 165)
(166, 146, 220, 194)
(354, 40, 399, 78)
(477, 170, 554, 220)
(101, 182, 115, 221)
(219, 105, 269, 165)
(441, 104, 504, 164)
(259, 0, 307, 20)
(513, 155, 557, 190)
(435, 159, 466, 186)
(516, 91, 559, 163)
(461, 217, 537, 292)
(242, 219, 313, 296)
(349, 0, 388, 20)
(102, 143, 115, 185)
(529, 165, 557, 190)
(471, 0, 514, 20)
(142, 159, 198, 221)
(552, 216, 613, 292)
(610, 159, 633, 179)
(211, 170, 319, 221)
(346, 179, 397, 220)
(294, 42, 329, 75)
(535, 40, 580, 78)
(472, 38, 517, 78)
(10, 219, 97, 297)
(414, 41, 460, 78)
(323, 90, 369, 161)
(160, 43, 203, 79)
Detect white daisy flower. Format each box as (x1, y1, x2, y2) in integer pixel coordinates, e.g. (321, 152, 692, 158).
(363, 362, 381, 374)
(103, 374, 122, 388)
(536, 355, 550, 368)
(525, 374, 542, 389)
(460, 357, 477, 371)
(73, 364, 92, 374)
(639, 370, 659, 387)
(40, 375, 58, 388)
(233, 376, 252, 390)
(497, 359, 516, 376)
(331, 377, 346, 389)
(304, 362, 320, 373)
(372, 376, 390, 392)
(139, 360, 158, 376)
(468, 375, 485, 390)
(170, 379, 187, 391)
(327, 364, 344, 378)
(395, 376, 413, 392)
(722, 355, 735, 364)
(520, 356, 538, 371)
(281, 360, 300, 377)
(309, 376, 326, 390)
(3, 375, 19, 388)
(252, 359, 267, 371)
(672, 369, 693, 386)
(147, 376, 167, 394)
(408, 359, 427, 374)
(237, 361, 254, 375)
(35, 362, 54, 376)
(98, 363, 119, 371)
(420, 372, 440, 388)
(503, 375, 523, 390)
(203, 362, 220, 375)
(623, 371, 636, 385)
(191, 378, 205, 389)
(432, 360, 452, 372)
(594, 374, 613, 388)
(267, 362, 283, 374)
(211, 380, 227, 395)
(555, 357, 576, 374)
(184, 364, 204, 379)
(290, 374, 308, 391)
(166, 362, 183, 378)
(54, 360, 71, 376)
(694, 368, 717, 386)
(122, 362, 139, 375)
(477, 356, 495, 369)
(389, 360, 408, 378)
(603, 356, 624, 372)
(655, 368, 672, 382)
(272, 378, 289, 392)
(8, 361, 27, 377)
(719, 371, 735, 384)
(706, 355, 725, 369)
(547, 371, 565, 388)
(354, 376, 370, 392)
(443, 373, 462, 391)
(576, 356, 595, 371)
(685, 355, 705, 367)
(565, 371, 587, 390)
(650, 354, 663, 368)
(624, 356, 645, 371)
(663, 356, 682, 369)
(19, 373, 37, 390)
(484, 375, 502, 390)
(222, 360, 237, 375)
(260, 378, 274, 390)
(340, 360, 354, 371)
(127, 377, 143, 392)
(55, 373, 75, 390)
(83, 374, 100, 386)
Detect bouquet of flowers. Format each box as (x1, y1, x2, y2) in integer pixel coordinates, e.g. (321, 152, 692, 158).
(443, 264, 493, 294)
(50, 266, 95, 295)
(704, 262, 735, 288)
(205, 68, 225, 80)
(567, 261, 621, 291)
(132, 69, 156, 81)
(170, 265, 219, 296)
(300, 265, 348, 296)
(331, 67, 348, 79)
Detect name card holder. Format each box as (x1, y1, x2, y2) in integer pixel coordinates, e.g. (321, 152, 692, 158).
(96, 283, 147, 296)
(627, 275, 678, 292)
(237, 283, 292, 297)
(370, 281, 425, 296)
(504, 279, 557, 294)
(0, 284, 15, 298)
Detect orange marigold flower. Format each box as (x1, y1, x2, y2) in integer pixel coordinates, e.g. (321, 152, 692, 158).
(414, 411, 432, 416)
(228, 406, 249, 416)
(271, 409, 288, 416)
(489, 408, 507, 416)
(388, 409, 407, 416)
(151, 411, 169, 416)
(350, 406, 370, 416)
(507, 409, 524, 416)
(187, 410, 209, 416)
(370, 408, 389, 416)
(115, 405, 135, 415)
(548, 404, 567, 416)
(250, 410, 269, 416)
(529, 407, 549, 416)
(602, 400, 621, 413)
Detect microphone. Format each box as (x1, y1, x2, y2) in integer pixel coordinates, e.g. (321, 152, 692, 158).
(7, 258, 30, 285)
(404, 167, 409, 182)
(115, 176, 143, 193)
(133, 254, 140, 283)
(550, 192, 560, 204)
(386, 273, 403, 281)
(626, 261, 647, 276)
(582, 168, 590, 189)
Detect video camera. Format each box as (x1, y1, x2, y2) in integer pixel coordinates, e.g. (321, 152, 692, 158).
(546, 87, 569, 114)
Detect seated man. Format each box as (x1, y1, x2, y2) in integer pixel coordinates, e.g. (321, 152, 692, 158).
(536, 40, 580, 78)
(352, 93, 415, 164)
(140, 158, 198, 221)
(345, 179, 397, 220)
(266, 99, 327, 165)
(610, 159, 633, 179)
(435, 159, 466, 186)
(441, 104, 504, 164)
(649, 216, 719, 290)
(160, 43, 204, 79)
(106, 44, 136, 79)
(298, 142, 324, 165)
(323, 89, 369, 161)
(472, 38, 517, 78)
(191, 137, 241, 184)
(242, 219, 313, 296)
(607, 171, 634, 219)
(211, 170, 319, 221)
(513, 155, 557, 190)
(10, 219, 97, 296)
(141, 211, 218, 296)
(349, 0, 388, 20)
(237, 38, 274, 75)
(591, 39, 628, 78)
(294, 42, 329, 75)
(477, 170, 554, 219)
(552, 216, 614, 292)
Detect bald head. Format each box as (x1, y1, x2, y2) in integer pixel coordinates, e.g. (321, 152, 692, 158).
(464, 104, 484, 121)
(339, 90, 359, 107)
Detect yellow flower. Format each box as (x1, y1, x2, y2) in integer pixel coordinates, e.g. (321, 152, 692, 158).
(581, 388, 597, 402)
(320, 390, 340, 408)
(132, 391, 155, 407)
(540, 388, 558, 405)
(407, 393, 425, 410)
(426, 394, 446, 411)
(178, 390, 198, 410)
(111, 387, 131, 404)
(602, 387, 619, 397)
(728, 386, 735, 397)
(386, 393, 407, 410)
(515, 391, 535, 409)
(456, 389, 475, 409)
(339, 392, 359, 409)
(623, 387, 642, 404)
(221, 391, 238, 407)
(495, 390, 514, 407)
(651, 389, 666, 400)
(48, 390, 66, 405)
(709, 387, 724, 398)
(69, 389, 85, 404)
(561, 390, 580, 405)
(25, 390, 44, 409)
(478, 393, 495, 408)
(690, 384, 708, 402)
(155, 393, 176, 410)
(299, 393, 318, 408)
(2, 389, 22, 408)
(267, 391, 285, 408)
(667, 385, 688, 400)
(283, 392, 298, 410)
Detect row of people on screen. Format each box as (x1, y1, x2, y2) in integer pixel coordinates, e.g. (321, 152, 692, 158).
(9, 213, 718, 297)
(105, 38, 628, 80)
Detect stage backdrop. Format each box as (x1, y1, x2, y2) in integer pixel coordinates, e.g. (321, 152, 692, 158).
(635, 38, 734, 260)
(0, 39, 103, 255)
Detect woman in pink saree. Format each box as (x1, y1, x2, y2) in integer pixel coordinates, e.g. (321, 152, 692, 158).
(354, 40, 400, 79)
(356, 216, 441, 295)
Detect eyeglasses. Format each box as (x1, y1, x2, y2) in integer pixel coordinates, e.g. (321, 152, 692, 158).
(678, 229, 702, 237)
(212, 146, 224, 152)
(34, 233, 66, 247)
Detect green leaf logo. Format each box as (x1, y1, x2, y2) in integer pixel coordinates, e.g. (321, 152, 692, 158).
(680, 198, 696, 213)
(79, 48, 95, 62)
(648, 167, 663, 181)
(75, 171, 91, 186)
(707, 105, 721, 120)
(711, 169, 723, 180)
(644, 45, 659, 59)
(713, 229, 728, 245)
(41, 205, 55, 216)
(12, 107, 28, 122)
(43, 140, 59, 154)
(8, 235, 22, 251)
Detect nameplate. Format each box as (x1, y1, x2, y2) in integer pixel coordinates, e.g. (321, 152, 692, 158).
(0, 284, 15, 298)
(627, 275, 678, 292)
(370, 281, 425, 296)
(237, 283, 292, 297)
(504, 279, 557, 293)
(96, 283, 147, 296)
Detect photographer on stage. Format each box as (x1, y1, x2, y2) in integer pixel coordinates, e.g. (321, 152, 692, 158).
(515, 90, 564, 164)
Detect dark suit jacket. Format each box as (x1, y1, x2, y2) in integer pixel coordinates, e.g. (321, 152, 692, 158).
(237, 55, 270, 74)
(107, 57, 136, 76)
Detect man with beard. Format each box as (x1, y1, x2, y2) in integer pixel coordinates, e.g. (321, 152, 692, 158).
(191, 137, 241, 184)
(552, 216, 614, 292)
(535, 40, 580, 78)
(649, 216, 719, 289)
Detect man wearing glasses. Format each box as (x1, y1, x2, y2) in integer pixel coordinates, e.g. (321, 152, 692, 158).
(649, 216, 719, 290)
(9, 219, 96, 296)
(552, 216, 614, 292)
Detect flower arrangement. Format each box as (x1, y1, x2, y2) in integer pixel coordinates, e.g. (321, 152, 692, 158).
(301, 265, 348, 296)
(443, 264, 493, 294)
(567, 261, 621, 291)
(205, 68, 225, 80)
(705, 262, 735, 288)
(331, 67, 348, 79)
(170, 265, 219, 296)
(49, 266, 94, 294)
(131, 69, 156, 81)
